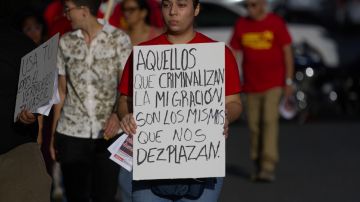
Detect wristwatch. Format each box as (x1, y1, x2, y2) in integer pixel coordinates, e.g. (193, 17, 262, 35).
(285, 78, 293, 86)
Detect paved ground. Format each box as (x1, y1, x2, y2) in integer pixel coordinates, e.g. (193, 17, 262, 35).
(53, 120, 360, 202)
(220, 120, 360, 202)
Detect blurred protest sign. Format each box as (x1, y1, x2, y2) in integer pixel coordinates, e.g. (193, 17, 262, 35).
(14, 33, 59, 122)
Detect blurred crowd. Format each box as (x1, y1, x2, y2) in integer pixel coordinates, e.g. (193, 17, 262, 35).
(12, 0, 163, 41)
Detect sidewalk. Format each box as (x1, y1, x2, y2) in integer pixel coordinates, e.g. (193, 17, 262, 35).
(220, 121, 360, 202)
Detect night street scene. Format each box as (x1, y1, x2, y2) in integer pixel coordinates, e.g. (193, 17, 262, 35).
(1, 0, 359, 202)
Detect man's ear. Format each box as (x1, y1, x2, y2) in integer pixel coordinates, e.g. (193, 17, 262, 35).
(194, 3, 200, 17)
(141, 9, 148, 20)
(82, 6, 91, 17)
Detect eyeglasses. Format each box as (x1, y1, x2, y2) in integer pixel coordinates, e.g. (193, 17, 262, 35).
(63, 6, 82, 15)
(243, 2, 259, 9)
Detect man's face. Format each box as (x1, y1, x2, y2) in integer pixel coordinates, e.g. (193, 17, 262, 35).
(244, 0, 265, 19)
(63, 0, 86, 29)
(122, 0, 145, 26)
(161, 0, 199, 34)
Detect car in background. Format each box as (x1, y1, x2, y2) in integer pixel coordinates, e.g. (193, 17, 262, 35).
(344, 0, 360, 25)
(195, 0, 340, 68)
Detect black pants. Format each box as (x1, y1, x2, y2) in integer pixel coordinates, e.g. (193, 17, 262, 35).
(56, 133, 119, 202)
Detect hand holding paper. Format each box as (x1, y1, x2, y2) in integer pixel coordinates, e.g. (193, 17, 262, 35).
(119, 113, 137, 136)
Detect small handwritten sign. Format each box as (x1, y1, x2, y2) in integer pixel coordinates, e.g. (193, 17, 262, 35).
(14, 34, 59, 121)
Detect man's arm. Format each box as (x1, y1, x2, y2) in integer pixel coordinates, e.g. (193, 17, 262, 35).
(37, 115, 44, 145)
(117, 95, 132, 119)
(117, 95, 136, 135)
(51, 75, 66, 135)
(102, 70, 124, 139)
(283, 44, 295, 97)
(110, 70, 124, 114)
(50, 75, 66, 160)
(223, 93, 242, 138)
(225, 94, 242, 124)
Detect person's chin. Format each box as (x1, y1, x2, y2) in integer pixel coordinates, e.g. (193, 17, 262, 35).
(167, 25, 182, 33)
(71, 22, 79, 30)
(34, 39, 42, 45)
(168, 29, 183, 35)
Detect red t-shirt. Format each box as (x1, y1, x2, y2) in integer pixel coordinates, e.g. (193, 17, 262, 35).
(146, 0, 164, 28)
(229, 13, 292, 93)
(119, 32, 241, 96)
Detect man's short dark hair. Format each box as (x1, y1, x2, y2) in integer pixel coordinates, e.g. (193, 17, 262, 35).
(65, 0, 101, 16)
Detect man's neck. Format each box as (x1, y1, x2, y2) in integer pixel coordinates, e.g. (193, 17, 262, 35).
(253, 12, 267, 21)
(82, 18, 103, 43)
(129, 21, 149, 35)
(166, 29, 196, 44)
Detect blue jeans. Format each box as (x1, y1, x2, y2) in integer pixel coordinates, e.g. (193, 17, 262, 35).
(119, 167, 132, 202)
(132, 178, 223, 202)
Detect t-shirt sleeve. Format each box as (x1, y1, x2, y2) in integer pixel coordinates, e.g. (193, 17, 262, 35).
(118, 51, 133, 96)
(225, 46, 242, 96)
(57, 39, 66, 76)
(276, 17, 292, 46)
(229, 19, 242, 51)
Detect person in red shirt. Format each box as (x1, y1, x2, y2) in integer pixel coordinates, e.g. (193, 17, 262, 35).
(146, 0, 164, 28)
(121, 0, 163, 45)
(229, 0, 294, 182)
(43, 0, 72, 36)
(117, 0, 242, 201)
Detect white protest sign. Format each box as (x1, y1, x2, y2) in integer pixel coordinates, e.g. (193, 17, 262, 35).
(133, 42, 226, 180)
(14, 34, 59, 122)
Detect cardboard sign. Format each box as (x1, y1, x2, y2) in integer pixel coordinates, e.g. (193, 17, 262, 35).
(14, 34, 59, 121)
(133, 43, 226, 180)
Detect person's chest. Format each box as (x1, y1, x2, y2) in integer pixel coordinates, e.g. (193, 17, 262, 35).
(62, 35, 119, 81)
(238, 20, 278, 50)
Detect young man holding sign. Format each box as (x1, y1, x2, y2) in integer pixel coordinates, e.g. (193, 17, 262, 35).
(118, 0, 242, 201)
